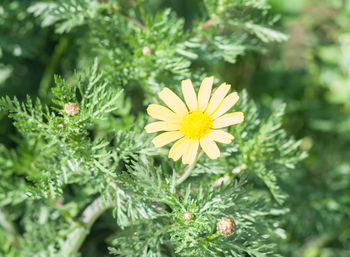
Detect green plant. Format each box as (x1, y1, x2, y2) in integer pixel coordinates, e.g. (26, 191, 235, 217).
(0, 1, 310, 256)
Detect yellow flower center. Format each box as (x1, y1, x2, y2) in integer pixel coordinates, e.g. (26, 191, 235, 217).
(180, 111, 213, 140)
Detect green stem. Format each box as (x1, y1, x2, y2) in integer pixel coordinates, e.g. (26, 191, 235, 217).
(176, 151, 203, 186)
(39, 37, 69, 98)
(63, 197, 114, 255)
(100, 0, 147, 30)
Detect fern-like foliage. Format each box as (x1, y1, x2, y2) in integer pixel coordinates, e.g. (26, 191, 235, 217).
(109, 157, 287, 257)
(0, 1, 307, 256)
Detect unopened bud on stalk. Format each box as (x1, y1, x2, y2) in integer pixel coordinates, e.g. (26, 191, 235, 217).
(217, 217, 236, 236)
(213, 176, 229, 188)
(142, 46, 152, 56)
(64, 102, 79, 116)
(183, 211, 193, 220)
(232, 164, 246, 176)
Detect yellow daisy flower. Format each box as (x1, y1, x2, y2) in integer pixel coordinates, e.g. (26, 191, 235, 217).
(145, 77, 244, 165)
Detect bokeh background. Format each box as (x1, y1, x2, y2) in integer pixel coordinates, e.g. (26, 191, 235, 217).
(1, 0, 349, 256)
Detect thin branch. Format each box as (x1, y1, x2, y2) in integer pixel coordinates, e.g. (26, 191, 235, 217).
(100, 0, 147, 30)
(39, 37, 70, 98)
(63, 197, 114, 255)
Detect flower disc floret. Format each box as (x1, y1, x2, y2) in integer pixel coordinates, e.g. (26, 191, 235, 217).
(180, 111, 213, 140)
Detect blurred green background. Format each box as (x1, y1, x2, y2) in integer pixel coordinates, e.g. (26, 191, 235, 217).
(1, 0, 349, 256)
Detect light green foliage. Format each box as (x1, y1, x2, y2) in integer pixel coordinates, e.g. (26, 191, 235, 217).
(233, 95, 306, 204)
(28, 0, 101, 34)
(0, 61, 123, 198)
(28, 0, 287, 92)
(238, 0, 350, 256)
(0, 0, 310, 256)
(110, 158, 286, 257)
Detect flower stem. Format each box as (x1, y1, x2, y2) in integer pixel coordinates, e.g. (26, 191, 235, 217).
(176, 151, 203, 186)
(38, 37, 69, 98)
(63, 197, 114, 255)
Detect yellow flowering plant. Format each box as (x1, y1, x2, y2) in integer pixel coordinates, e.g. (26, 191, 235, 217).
(145, 77, 244, 164)
(0, 0, 308, 256)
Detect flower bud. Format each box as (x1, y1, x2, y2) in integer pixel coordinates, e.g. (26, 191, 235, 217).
(64, 102, 79, 116)
(142, 46, 152, 56)
(232, 164, 246, 176)
(217, 217, 236, 236)
(183, 211, 193, 220)
(213, 176, 229, 188)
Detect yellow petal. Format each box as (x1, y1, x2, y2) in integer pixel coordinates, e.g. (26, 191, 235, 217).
(182, 140, 199, 164)
(206, 83, 231, 114)
(211, 92, 239, 120)
(145, 121, 179, 133)
(147, 104, 180, 122)
(152, 131, 183, 147)
(159, 88, 188, 116)
(198, 77, 213, 111)
(181, 79, 197, 111)
(169, 138, 191, 161)
(209, 130, 234, 144)
(200, 135, 220, 159)
(212, 112, 244, 129)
